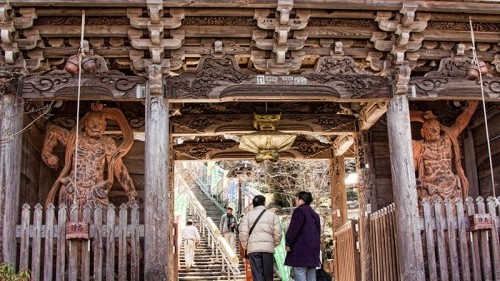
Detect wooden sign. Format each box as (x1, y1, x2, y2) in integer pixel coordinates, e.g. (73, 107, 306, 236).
(66, 222, 90, 240)
(468, 214, 494, 231)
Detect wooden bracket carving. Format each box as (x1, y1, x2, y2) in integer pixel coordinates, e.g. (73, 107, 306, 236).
(128, 5, 184, 73)
(0, 5, 38, 64)
(394, 62, 412, 95)
(252, 0, 310, 74)
(148, 64, 164, 95)
(358, 101, 388, 131)
(332, 135, 354, 156)
(373, 3, 429, 68)
(147, 0, 163, 24)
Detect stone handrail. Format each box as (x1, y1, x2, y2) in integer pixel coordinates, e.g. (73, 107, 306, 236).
(218, 236, 240, 267)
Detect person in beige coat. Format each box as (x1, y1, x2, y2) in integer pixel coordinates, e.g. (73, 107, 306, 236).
(238, 195, 282, 281)
(182, 219, 200, 272)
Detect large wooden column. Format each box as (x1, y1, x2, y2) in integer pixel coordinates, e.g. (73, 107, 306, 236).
(330, 155, 347, 230)
(355, 132, 378, 281)
(0, 86, 23, 263)
(386, 94, 425, 280)
(144, 66, 170, 280)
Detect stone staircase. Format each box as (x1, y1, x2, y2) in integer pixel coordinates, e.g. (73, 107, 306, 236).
(179, 183, 283, 281)
(178, 184, 247, 280)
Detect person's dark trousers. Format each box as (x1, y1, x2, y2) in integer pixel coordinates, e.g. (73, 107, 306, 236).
(249, 252, 274, 281)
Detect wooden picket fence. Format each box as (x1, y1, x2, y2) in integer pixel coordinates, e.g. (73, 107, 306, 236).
(334, 220, 360, 281)
(16, 203, 144, 281)
(421, 196, 500, 281)
(334, 196, 500, 281)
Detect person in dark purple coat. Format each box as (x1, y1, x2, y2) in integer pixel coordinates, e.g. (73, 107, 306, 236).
(284, 191, 321, 281)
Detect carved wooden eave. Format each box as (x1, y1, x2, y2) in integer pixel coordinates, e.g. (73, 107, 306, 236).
(166, 55, 391, 102)
(170, 113, 356, 137)
(2, 1, 500, 93)
(173, 135, 332, 160)
(409, 57, 500, 101)
(21, 71, 147, 100)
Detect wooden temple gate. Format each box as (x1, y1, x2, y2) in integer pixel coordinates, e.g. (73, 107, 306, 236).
(1, 1, 499, 280)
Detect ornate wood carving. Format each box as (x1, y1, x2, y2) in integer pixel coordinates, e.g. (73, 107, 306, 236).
(174, 138, 240, 160)
(409, 57, 500, 100)
(291, 135, 332, 158)
(36, 16, 130, 26)
(50, 116, 145, 131)
(1, 2, 499, 82)
(411, 101, 478, 204)
(355, 131, 377, 281)
(302, 56, 391, 99)
(41, 103, 138, 212)
(166, 56, 391, 101)
(172, 135, 332, 160)
(171, 113, 356, 136)
(21, 71, 147, 100)
(166, 56, 252, 99)
(183, 16, 255, 26)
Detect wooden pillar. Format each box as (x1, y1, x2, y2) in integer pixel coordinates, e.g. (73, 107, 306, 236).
(386, 95, 425, 281)
(463, 127, 479, 198)
(0, 90, 23, 264)
(355, 131, 377, 281)
(144, 72, 170, 280)
(330, 155, 347, 230)
(168, 139, 177, 280)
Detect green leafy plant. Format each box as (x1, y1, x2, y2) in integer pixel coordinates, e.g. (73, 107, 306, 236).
(0, 263, 30, 281)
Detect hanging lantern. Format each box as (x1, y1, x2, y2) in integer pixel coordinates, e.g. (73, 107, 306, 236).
(239, 113, 296, 162)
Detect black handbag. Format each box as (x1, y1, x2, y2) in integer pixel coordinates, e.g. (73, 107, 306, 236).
(316, 264, 332, 281)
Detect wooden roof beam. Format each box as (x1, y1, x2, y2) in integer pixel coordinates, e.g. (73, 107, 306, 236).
(6, 1, 500, 14)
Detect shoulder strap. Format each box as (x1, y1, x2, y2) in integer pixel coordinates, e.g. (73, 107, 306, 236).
(248, 209, 266, 237)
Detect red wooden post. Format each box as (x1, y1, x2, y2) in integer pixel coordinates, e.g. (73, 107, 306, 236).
(240, 243, 252, 281)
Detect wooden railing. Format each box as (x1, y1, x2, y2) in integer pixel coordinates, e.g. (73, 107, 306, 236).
(334, 196, 500, 281)
(334, 219, 360, 281)
(16, 203, 143, 281)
